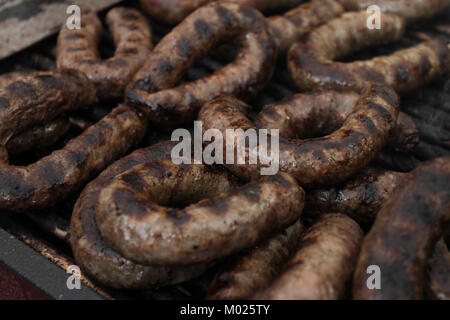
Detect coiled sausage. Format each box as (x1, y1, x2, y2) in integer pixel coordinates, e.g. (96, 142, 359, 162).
(57, 6, 152, 99)
(288, 11, 449, 93)
(126, 2, 277, 125)
(71, 141, 217, 289)
(255, 91, 418, 152)
(199, 84, 399, 187)
(96, 165, 304, 265)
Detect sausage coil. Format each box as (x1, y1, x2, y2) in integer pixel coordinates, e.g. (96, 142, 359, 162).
(57, 6, 152, 99)
(255, 91, 418, 152)
(126, 2, 277, 125)
(288, 11, 450, 93)
(199, 84, 399, 187)
(96, 166, 304, 266)
(71, 141, 216, 289)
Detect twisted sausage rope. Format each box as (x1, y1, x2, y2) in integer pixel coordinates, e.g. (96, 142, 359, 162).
(0, 71, 147, 212)
(255, 90, 419, 152)
(139, 0, 307, 25)
(126, 2, 277, 125)
(254, 213, 363, 300)
(57, 6, 152, 99)
(353, 156, 450, 299)
(199, 84, 400, 187)
(288, 11, 450, 93)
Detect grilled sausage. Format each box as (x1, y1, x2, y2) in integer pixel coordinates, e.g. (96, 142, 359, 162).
(199, 84, 399, 187)
(339, 0, 450, 24)
(71, 141, 213, 289)
(254, 213, 363, 300)
(126, 2, 277, 125)
(427, 239, 450, 300)
(268, 0, 345, 53)
(139, 0, 307, 25)
(57, 6, 152, 99)
(288, 11, 450, 93)
(0, 70, 96, 162)
(305, 168, 406, 224)
(353, 156, 450, 299)
(0, 70, 148, 211)
(0, 72, 71, 155)
(96, 165, 304, 265)
(207, 219, 304, 300)
(6, 116, 70, 155)
(255, 91, 419, 152)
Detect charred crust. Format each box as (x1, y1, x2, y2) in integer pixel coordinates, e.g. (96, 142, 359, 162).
(166, 208, 191, 225)
(215, 5, 237, 27)
(7, 81, 37, 99)
(194, 19, 213, 40)
(177, 38, 195, 58)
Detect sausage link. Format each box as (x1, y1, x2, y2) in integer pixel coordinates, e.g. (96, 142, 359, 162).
(57, 6, 152, 99)
(126, 2, 277, 125)
(305, 168, 406, 224)
(6, 116, 70, 155)
(207, 219, 304, 300)
(339, 0, 450, 24)
(71, 141, 213, 289)
(139, 0, 307, 25)
(288, 11, 450, 93)
(96, 165, 304, 265)
(254, 213, 363, 300)
(199, 84, 399, 187)
(254, 91, 418, 152)
(353, 156, 450, 299)
(426, 239, 450, 300)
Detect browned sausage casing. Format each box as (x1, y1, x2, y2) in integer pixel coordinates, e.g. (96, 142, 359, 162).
(427, 239, 450, 300)
(254, 213, 363, 300)
(71, 141, 212, 289)
(305, 168, 406, 224)
(57, 6, 152, 99)
(288, 11, 450, 93)
(139, 0, 307, 25)
(0, 72, 71, 155)
(339, 0, 450, 23)
(0, 71, 149, 212)
(126, 2, 277, 125)
(207, 219, 304, 300)
(6, 116, 70, 155)
(199, 84, 399, 187)
(255, 91, 418, 152)
(353, 156, 450, 299)
(96, 165, 304, 265)
(268, 0, 345, 53)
